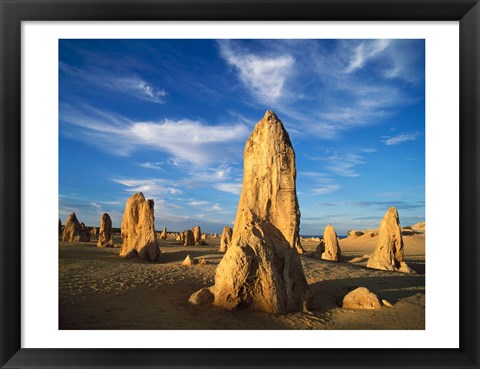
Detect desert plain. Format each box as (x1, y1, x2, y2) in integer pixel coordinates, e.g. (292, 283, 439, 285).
(59, 228, 425, 330)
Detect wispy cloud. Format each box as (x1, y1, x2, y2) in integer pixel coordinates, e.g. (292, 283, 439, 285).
(214, 182, 242, 195)
(139, 162, 164, 170)
(60, 105, 250, 165)
(306, 149, 366, 177)
(188, 200, 209, 206)
(60, 62, 167, 104)
(312, 184, 341, 195)
(218, 40, 294, 104)
(318, 200, 425, 210)
(112, 178, 182, 196)
(382, 132, 421, 145)
(344, 40, 391, 73)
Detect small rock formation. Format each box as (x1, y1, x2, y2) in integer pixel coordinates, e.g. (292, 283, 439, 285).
(182, 255, 195, 266)
(192, 226, 202, 244)
(193, 111, 313, 314)
(90, 227, 98, 237)
(79, 222, 90, 242)
(97, 213, 113, 248)
(159, 227, 167, 240)
(59, 219, 62, 234)
(201, 233, 207, 240)
(188, 288, 214, 307)
(184, 230, 195, 246)
(411, 221, 425, 233)
(198, 258, 208, 265)
(62, 212, 82, 242)
(219, 226, 233, 252)
(119, 192, 160, 261)
(367, 207, 414, 273)
(348, 230, 364, 238)
(175, 234, 181, 241)
(319, 224, 341, 261)
(342, 287, 382, 310)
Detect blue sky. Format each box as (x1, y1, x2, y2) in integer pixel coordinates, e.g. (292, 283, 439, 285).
(59, 39, 425, 235)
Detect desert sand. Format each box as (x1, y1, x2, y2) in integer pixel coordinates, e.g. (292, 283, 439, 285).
(59, 230, 425, 330)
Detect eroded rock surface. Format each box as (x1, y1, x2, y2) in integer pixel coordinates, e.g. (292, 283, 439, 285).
(97, 213, 113, 248)
(119, 193, 159, 261)
(367, 207, 414, 273)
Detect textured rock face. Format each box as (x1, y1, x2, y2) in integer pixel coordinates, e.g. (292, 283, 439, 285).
(59, 219, 62, 234)
(219, 226, 233, 252)
(189, 288, 214, 307)
(367, 207, 414, 273)
(342, 287, 382, 310)
(159, 227, 167, 240)
(62, 212, 82, 242)
(201, 111, 312, 314)
(97, 213, 113, 248)
(184, 230, 195, 246)
(232, 110, 304, 253)
(320, 224, 341, 262)
(209, 220, 313, 314)
(192, 226, 202, 244)
(119, 193, 159, 261)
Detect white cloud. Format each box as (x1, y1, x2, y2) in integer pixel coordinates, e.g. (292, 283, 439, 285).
(188, 200, 209, 206)
(60, 62, 167, 104)
(112, 178, 182, 196)
(383, 132, 421, 145)
(214, 183, 242, 195)
(307, 149, 365, 177)
(218, 41, 294, 104)
(139, 162, 164, 170)
(344, 40, 391, 73)
(60, 105, 250, 165)
(312, 184, 341, 195)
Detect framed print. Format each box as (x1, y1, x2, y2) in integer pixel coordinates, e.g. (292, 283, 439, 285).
(1, 0, 479, 368)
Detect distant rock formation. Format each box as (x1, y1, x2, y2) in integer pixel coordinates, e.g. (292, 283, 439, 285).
(219, 226, 233, 252)
(319, 224, 341, 262)
(159, 227, 167, 240)
(342, 287, 382, 309)
(119, 192, 159, 261)
(411, 221, 425, 233)
(62, 212, 82, 242)
(184, 230, 195, 246)
(80, 222, 90, 242)
(348, 230, 364, 238)
(192, 226, 202, 244)
(97, 213, 113, 248)
(90, 227, 98, 237)
(195, 111, 313, 314)
(367, 207, 414, 273)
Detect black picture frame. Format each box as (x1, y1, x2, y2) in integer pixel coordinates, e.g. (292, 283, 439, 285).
(1, 0, 479, 368)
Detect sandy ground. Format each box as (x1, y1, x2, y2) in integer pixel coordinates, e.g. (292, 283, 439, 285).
(59, 233, 425, 330)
